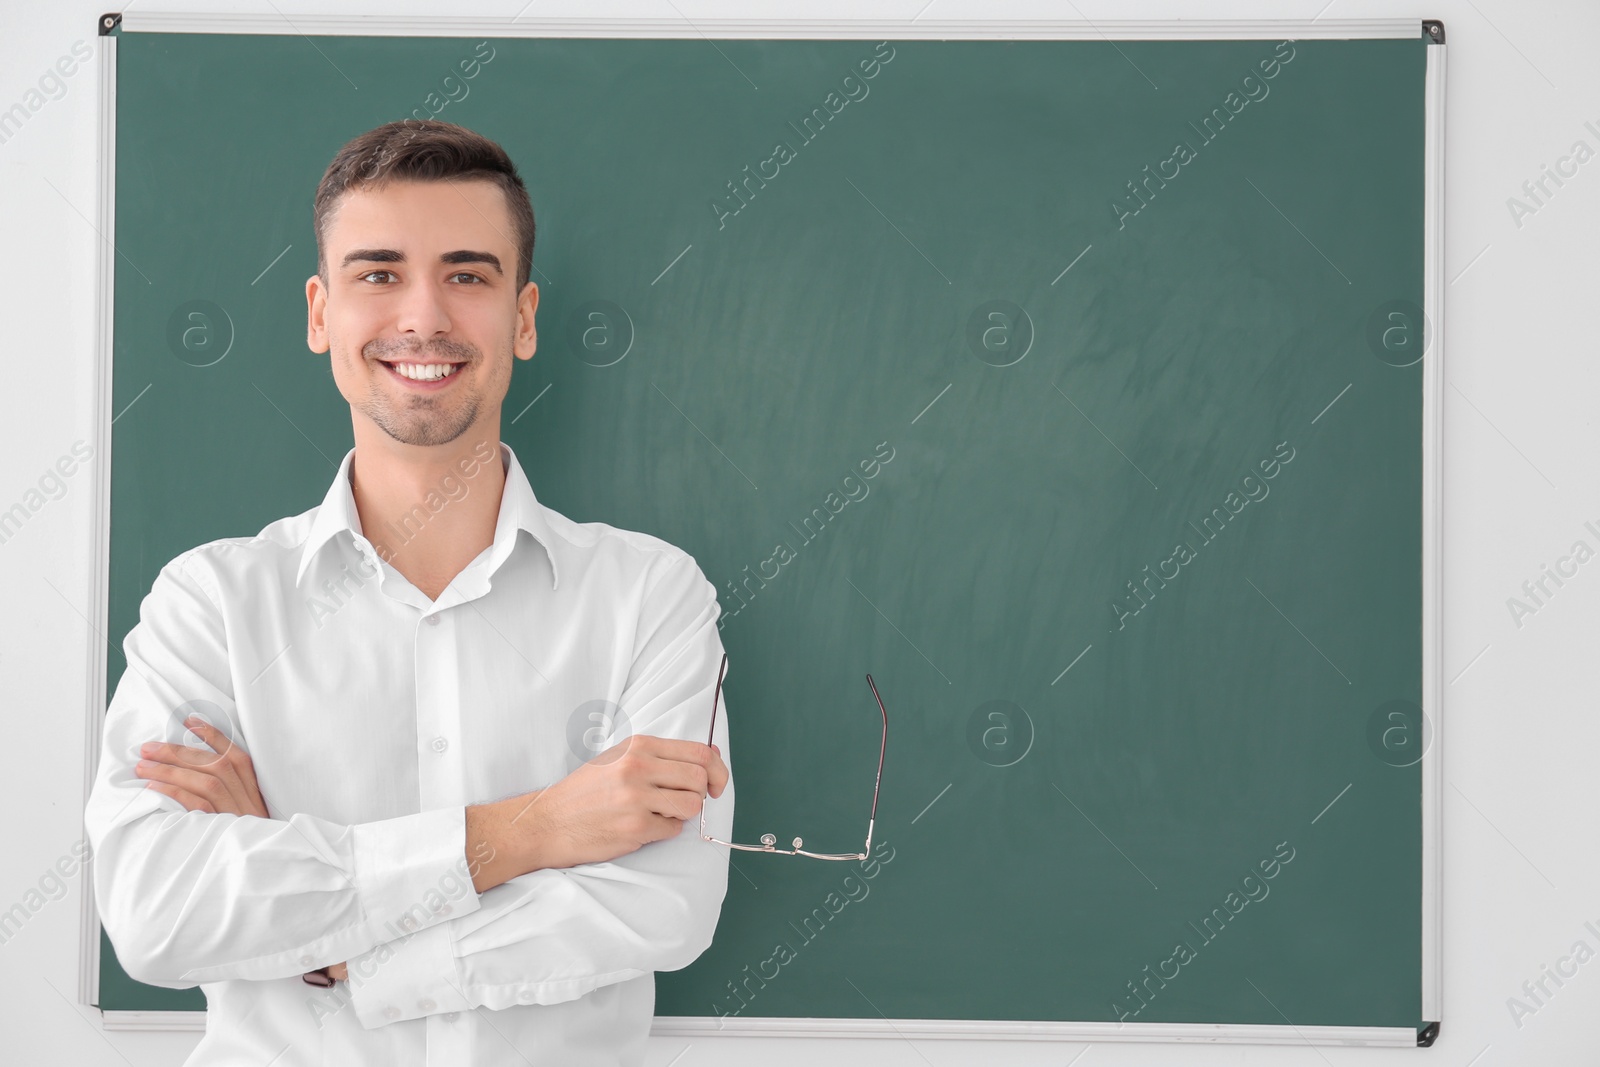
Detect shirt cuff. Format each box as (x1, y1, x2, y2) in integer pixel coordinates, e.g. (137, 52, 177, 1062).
(346, 922, 473, 1029)
(351, 806, 481, 941)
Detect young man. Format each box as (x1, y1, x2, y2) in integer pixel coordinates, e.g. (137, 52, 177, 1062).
(83, 119, 734, 1065)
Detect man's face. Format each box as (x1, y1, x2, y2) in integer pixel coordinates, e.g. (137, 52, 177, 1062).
(307, 178, 537, 448)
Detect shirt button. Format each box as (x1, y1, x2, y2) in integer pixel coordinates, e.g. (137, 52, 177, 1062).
(426, 614, 441, 626)
(300, 955, 314, 966)
(383, 1006, 400, 1020)
(445, 1012, 460, 1023)
(518, 989, 535, 1003)
(418, 998, 436, 1012)
(432, 736, 449, 753)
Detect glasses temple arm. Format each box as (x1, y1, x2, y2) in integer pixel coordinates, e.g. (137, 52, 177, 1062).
(706, 652, 729, 747)
(864, 673, 888, 855)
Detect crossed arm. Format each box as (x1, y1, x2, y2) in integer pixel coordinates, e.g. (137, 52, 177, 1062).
(86, 550, 734, 1028)
(137, 722, 727, 985)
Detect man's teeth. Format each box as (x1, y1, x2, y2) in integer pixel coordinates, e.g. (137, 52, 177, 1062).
(390, 362, 460, 381)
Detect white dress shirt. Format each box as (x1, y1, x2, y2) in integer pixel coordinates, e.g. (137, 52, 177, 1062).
(84, 441, 735, 1066)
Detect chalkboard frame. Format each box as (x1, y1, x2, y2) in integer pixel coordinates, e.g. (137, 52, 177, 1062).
(79, 13, 1446, 1048)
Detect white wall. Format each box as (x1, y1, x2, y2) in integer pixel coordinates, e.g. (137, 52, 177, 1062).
(2, 0, 1596, 1063)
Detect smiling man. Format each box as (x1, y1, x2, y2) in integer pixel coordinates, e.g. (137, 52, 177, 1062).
(84, 119, 735, 1066)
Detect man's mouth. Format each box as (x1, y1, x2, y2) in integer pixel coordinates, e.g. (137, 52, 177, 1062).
(379, 360, 464, 386)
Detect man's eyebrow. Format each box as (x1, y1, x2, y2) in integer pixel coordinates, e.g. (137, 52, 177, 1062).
(340, 249, 504, 276)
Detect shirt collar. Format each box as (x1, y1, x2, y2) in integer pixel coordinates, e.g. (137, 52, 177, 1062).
(294, 442, 559, 590)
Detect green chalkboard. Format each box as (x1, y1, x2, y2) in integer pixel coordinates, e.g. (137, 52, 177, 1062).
(98, 23, 1433, 1036)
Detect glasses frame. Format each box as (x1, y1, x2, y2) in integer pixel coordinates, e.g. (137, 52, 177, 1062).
(699, 652, 886, 861)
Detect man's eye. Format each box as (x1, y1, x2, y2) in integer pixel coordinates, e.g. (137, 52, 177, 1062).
(357, 271, 482, 284)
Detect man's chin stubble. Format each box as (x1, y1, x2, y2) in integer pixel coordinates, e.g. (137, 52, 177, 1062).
(363, 396, 482, 447)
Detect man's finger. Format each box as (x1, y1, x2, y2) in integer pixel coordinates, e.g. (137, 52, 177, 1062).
(704, 750, 729, 798)
(136, 759, 227, 804)
(141, 739, 229, 772)
(649, 786, 704, 821)
(685, 754, 731, 799)
(707, 744, 728, 798)
(649, 736, 728, 798)
(186, 719, 264, 797)
(185, 718, 243, 762)
(640, 757, 710, 795)
(644, 810, 689, 841)
(144, 780, 216, 814)
(620, 735, 722, 769)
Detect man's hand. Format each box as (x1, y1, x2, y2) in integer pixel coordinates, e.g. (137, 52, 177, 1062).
(469, 736, 728, 891)
(532, 735, 728, 868)
(135, 716, 268, 818)
(136, 720, 348, 982)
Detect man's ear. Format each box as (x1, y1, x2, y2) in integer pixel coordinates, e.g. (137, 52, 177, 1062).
(513, 281, 539, 362)
(307, 273, 330, 354)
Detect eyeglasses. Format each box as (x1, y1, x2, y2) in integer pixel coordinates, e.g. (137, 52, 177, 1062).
(699, 652, 887, 861)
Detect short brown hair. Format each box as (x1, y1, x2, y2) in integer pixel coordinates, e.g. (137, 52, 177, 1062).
(313, 119, 536, 290)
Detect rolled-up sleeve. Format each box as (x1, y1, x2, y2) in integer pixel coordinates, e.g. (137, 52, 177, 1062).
(84, 552, 481, 989)
(344, 552, 734, 1027)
